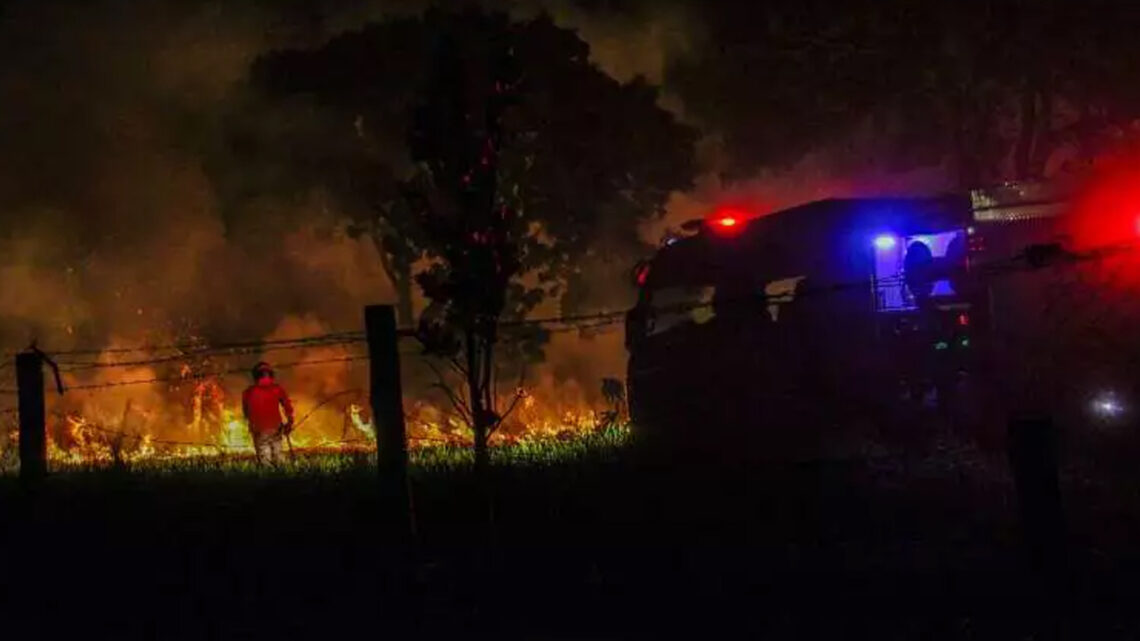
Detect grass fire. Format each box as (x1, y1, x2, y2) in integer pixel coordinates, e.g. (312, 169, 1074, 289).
(0, 335, 629, 472)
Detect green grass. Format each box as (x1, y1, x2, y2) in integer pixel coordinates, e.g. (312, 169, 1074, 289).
(0, 423, 632, 478)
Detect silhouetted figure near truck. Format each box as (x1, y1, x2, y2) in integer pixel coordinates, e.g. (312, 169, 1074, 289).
(242, 362, 295, 465)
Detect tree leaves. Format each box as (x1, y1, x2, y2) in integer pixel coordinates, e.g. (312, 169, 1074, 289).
(247, 5, 696, 330)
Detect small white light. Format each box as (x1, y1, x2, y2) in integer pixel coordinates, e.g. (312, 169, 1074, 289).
(1092, 393, 1125, 417)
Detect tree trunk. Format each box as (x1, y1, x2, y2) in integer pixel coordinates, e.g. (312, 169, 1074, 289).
(393, 264, 415, 328)
(466, 328, 491, 473)
(1028, 90, 1054, 179)
(952, 99, 982, 190)
(1014, 85, 1039, 181)
(372, 230, 416, 327)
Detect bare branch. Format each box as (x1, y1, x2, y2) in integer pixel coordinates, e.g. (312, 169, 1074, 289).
(425, 359, 472, 427)
(447, 354, 469, 379)
(489, 362, 527, 436)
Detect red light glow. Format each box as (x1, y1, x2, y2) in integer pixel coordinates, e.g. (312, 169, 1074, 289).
(635, 264, 650, 286)
(1065, 154, 1140, 249)
(707, 208, 750, 233)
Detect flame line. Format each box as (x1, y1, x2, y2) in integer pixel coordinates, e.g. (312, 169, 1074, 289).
(79, 423, 230, 448)
(77, 422, 377, 451)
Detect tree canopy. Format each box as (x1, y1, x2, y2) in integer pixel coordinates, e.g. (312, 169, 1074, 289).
(666, 0, 1140, 186)
(244, 7, 697, 326)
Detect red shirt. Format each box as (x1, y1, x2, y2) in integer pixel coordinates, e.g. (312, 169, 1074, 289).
(242, 379, 294, 435)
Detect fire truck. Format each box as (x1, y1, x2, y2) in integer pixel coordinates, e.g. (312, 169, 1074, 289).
(622, 181, 1138, 455)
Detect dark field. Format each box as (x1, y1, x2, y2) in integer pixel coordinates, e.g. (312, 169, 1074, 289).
(4, 423, 1140, 639)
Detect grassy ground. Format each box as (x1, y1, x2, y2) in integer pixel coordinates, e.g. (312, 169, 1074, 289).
(3, 421, 1140, 638)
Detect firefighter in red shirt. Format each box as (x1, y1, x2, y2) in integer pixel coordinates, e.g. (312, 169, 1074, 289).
(242, 362, 295, 465)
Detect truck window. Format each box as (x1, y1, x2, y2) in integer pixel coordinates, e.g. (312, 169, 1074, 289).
(643, 240, 804, 334)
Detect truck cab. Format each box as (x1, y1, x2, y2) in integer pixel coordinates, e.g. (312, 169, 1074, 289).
(624, 184, 1088, 456)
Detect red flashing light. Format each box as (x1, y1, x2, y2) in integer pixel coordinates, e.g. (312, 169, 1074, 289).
(635, 264, 650, 287)
(958, 313, 970, 327)
(707, 209, 750, 233)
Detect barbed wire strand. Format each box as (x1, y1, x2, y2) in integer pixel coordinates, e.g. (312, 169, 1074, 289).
(61, 355, 369, 392)
(58, 340, 368, 372)
(292, 388, 365, 432)
(3, 330, 366, 361)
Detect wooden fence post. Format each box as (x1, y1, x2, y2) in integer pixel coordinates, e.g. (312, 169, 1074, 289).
(16, 351, 46, 485)
(1007, 415, 1065, 574)
(365, 305, 411, 536)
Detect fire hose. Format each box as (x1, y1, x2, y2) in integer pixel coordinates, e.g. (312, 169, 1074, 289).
(277, 389, 365, 459)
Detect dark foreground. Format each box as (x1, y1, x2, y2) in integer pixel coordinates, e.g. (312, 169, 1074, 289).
(4, 425, 1140, 639)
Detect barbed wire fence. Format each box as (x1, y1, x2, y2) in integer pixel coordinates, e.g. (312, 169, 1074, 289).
(0, 307, 636, 475)
(2, 238, 1139, 481)
(0, 339, 378, 473)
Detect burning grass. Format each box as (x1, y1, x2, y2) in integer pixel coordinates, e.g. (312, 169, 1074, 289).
(0, 346, 626, 472)
(0, 314, 631, 471)
(0, 412, 630, 476)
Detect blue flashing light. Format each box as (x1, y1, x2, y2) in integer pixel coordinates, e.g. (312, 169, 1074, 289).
(873, 234, 898, 251)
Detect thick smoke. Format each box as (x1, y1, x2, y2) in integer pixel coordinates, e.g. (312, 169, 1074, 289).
(0, 0, 954, 428)
(0, 1, 404, 352)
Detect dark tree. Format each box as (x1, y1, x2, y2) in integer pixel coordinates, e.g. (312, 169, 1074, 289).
(667, 0, 1140, 187)
(247, 9, 695, 330)
(245, 7, 696, 464)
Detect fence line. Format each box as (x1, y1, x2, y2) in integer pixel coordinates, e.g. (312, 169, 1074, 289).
(4, 330, 367, 361)
(61, 355, 370, 392)
(58, 338, 367, 372)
